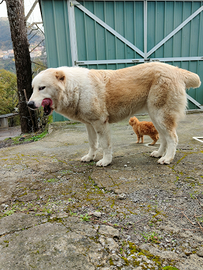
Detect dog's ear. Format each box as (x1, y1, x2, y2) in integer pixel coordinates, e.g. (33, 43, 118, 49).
(55, 70, 65, 82)
(131, 118, 136, 125)
(133, 117, 138, 123)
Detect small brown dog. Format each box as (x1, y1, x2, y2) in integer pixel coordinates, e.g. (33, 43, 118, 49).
(129, 116, 159, 145)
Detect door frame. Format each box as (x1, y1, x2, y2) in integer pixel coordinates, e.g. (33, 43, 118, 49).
(67, 0, 203, 109)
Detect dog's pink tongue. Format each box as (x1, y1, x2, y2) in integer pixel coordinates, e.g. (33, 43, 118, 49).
(42, 98, 52, 107)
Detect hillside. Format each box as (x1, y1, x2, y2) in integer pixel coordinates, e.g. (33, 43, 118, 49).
(0, 17, 43, 51)
(0, 18, 12, 50)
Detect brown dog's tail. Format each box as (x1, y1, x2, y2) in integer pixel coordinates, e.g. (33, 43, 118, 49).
(182, 69, 201, 89)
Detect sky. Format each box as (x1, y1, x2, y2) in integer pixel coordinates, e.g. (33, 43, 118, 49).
(0, 0, 42, 23)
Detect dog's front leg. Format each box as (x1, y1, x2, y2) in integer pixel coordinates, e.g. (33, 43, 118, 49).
(93, 120, 112, 167)
(81, 123, 98, 162)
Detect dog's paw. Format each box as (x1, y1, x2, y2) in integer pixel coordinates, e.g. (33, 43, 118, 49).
(81, 154, 94, 162)
(96, 159, 110, 167)
(150, 151, 162, 158)
(149, 142, 156, 146)
(96, 156, 112, 167)
(158, 156, 171, 165)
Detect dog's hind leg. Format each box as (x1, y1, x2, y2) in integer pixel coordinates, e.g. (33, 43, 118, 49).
(150, 132, 167, 157)
(150, 114, 178, 164)
(158, 129, 178, 164)
(81, 123, 98, 162)
(149, 112, 168, 158)
(92, 120, 112, 167)
(148, 79, 186, 164)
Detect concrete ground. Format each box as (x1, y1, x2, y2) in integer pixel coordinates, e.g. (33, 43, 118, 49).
(0, 113, 203, 270)
(0, 126, 21, 141)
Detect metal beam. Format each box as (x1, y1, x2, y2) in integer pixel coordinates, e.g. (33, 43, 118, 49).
(72, 0, 145, 58)
(144, 0, 148, 60)
(76, 58, 144, 65)
(68, 0, 78, 66)
(147, 5, 203, 58)
(76, 56, 203, 65)
(25, 0, 38, 21)
(149, 56, 203, 62)
(186, 94, 203, 109)
(78, 0, 203, 1)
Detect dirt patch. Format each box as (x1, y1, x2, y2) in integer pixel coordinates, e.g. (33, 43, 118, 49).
(0, 137, 33, 148)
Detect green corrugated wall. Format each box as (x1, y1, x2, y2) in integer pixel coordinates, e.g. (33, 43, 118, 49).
(40, 0, 72, 121)
(40, 0, 203, 121)
(75, 1, 144, 70)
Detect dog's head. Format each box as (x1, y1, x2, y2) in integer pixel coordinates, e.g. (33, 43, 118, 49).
(27, 68, 66, 116)
(129, 116, 138, 126)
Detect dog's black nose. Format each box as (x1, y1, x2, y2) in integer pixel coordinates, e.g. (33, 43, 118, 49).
(27, 101, 37, 110)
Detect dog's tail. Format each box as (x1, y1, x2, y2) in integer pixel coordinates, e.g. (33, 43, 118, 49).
(182, 69, 201, 89)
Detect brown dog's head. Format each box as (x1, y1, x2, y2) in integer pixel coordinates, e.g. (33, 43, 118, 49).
(129, 116, 139, 126)
(27, 68, 66, 116)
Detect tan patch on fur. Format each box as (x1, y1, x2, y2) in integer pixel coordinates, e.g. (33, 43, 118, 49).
(55, 70, 65, 81)
(152, 78, 170, 108)
(104, 65, 154, 122)
(163, 114, 177, 131)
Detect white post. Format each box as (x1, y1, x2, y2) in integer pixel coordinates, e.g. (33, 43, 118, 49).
(144, 0, 148, 61)
(67, 0, 78, 66)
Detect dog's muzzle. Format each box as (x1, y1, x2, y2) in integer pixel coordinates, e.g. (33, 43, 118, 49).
(27, 101, 38, 110)
(42, 98, 54, 116)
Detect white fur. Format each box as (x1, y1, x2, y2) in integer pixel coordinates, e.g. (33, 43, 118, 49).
(29, 63, 201, 166)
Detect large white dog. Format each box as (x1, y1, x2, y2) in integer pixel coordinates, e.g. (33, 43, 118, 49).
(28, 62, 201, 166)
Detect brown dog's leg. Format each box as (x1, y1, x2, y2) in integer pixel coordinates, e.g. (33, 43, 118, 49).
(136, 133, 140, 143)
(149, 135, 158, 145)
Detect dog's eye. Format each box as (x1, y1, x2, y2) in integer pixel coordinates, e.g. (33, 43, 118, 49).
(39, 86, 46, 91)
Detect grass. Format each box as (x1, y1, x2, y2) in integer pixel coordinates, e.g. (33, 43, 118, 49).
(45, 178, 59, 183)
(141, 231, 161, 244)
(163, 267, 179, 270)
(31, 130, 48, 141)
(197, 215, 203, 223)
(80, 213, 91, 222)
(69, 210, 78, 216)
(23, 130, 48, 142)
(3, 209, 16, 217)
(4, 130, 48, 145)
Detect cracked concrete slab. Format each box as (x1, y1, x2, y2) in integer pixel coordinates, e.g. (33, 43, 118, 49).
(0, 113, 203, 270)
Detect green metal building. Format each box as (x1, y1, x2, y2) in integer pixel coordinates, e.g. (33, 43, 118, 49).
(39, 0, 203, 121)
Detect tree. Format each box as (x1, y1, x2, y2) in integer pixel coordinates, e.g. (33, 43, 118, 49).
(5, 0, 38, 133)
(0, 69, 18, 114)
